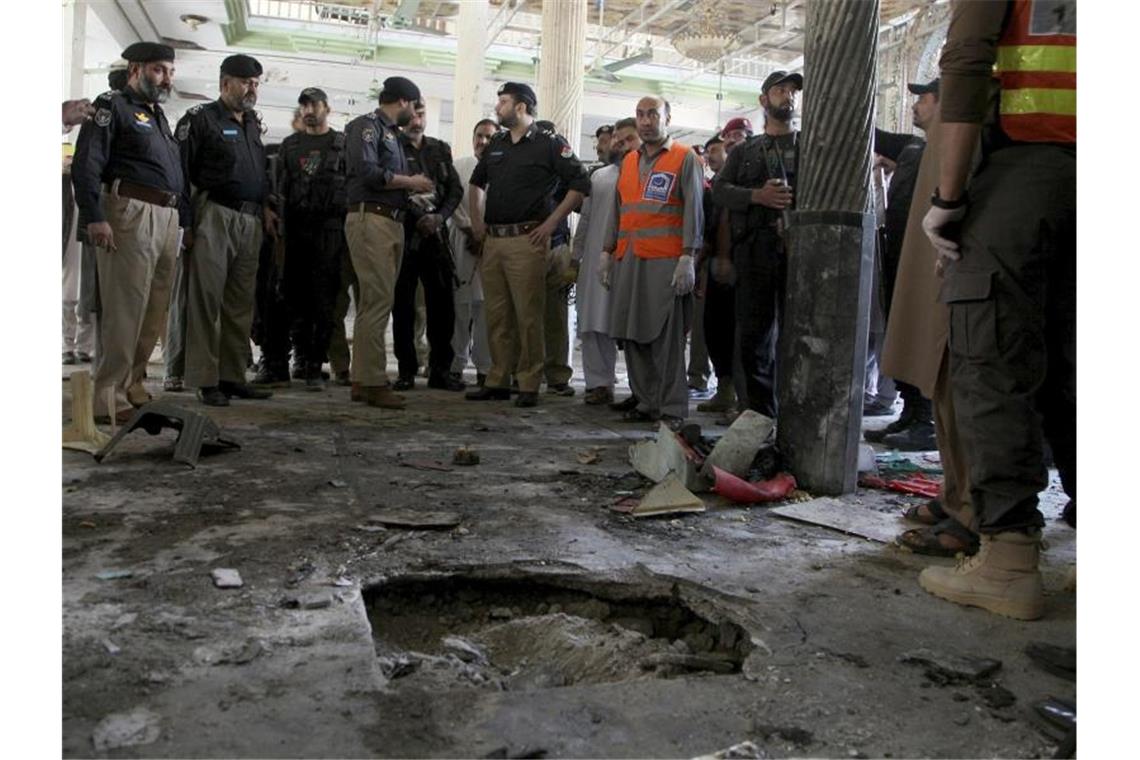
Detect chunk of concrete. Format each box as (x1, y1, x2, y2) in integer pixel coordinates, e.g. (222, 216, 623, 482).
(91, 707, 162, 752)
(701, 410, 775, 479)
(629, 423, 706, 492)
(900, 648, 1002, 683)
(630, 474, 706, 518)
(211, 568, 243, 589)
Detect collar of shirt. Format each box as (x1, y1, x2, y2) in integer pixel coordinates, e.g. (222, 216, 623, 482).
(374, 109, 396, 129)
(638, 135, 674, 160)
(507, 122, 539, 145)
(122, 85, 161, 115)
(211, 99, 252, 127)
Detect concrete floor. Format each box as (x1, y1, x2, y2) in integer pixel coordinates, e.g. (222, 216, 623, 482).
(61, 348, 1076, 759)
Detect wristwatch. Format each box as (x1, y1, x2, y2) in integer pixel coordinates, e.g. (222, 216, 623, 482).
(931, 187, 968, 210)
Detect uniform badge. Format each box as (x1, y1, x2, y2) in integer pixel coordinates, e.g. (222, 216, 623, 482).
(176, 122, 190, 141)
(643, 171, 676, 203)
(362, 127, 376, 143)
(560, 145, 573, 159)
(134, 111, 153, 128)
(94, 108, 112, 127)
(384, 130, 395, 142)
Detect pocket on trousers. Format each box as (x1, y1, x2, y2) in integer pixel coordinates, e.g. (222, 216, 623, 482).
(940, 269, 998, 364)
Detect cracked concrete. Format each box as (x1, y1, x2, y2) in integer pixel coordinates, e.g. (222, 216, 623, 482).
(62, 357, 1075, 758)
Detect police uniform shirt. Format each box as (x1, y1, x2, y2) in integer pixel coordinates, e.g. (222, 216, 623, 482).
(400, 135, 463, 222)
(279, 129, 347, 218)
(713, 132, 798, 215)
(345, 109, 408, 208)
(175, 100, 269, 223)
(72, 86, 188, 227)
(469, 122, 590, 224)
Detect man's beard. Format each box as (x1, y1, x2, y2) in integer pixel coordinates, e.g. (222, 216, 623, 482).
(498, 111, 518, 129)
(395, 107, 414, 127)
(303, 115, 321, 127)
(765, 102, 794, 123)
(137, 76, 170, 104)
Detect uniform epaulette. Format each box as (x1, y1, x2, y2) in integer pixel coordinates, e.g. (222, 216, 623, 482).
(94, 90, 118, 104)
(185, 104, 205, 117)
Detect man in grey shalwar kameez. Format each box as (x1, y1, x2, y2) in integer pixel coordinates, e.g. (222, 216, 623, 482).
(600, 97, 703, 426)
(571, 118, 641, 406)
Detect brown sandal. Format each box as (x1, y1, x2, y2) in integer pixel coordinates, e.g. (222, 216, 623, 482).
(896, 518, 979, 557)
(902, 498, 948, 526)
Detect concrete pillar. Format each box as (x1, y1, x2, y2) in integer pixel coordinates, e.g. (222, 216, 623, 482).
(451, 0, 488, 159)
(536, 0, 587, 152)
(64, 0, 88, 99)
(777, 0, 879, 495)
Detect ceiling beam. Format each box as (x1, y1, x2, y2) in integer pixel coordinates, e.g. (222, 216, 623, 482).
(485, 0, 528, 51)
(589, 0, 690, 69)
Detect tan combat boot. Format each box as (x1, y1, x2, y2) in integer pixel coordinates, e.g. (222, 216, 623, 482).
(919, 530, 1045, 620)
(697, 383, 736, 413)
(362, 385, 406, 410)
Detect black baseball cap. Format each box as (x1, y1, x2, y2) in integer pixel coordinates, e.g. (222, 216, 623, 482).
(298, 87, 328, 105)
(908, 78, 940, 96)
(498, 82, 537, 107)
(121, 42, 175, 63)
(761, 70, 803, 94)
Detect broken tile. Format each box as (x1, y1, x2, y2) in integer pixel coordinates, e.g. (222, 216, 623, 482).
(91, 707, 162, 752)
(210, 568, 243, 589)
(626, 474, 706, 517)
(900, 648, 1002, 683)
(701, 410, 775, 478)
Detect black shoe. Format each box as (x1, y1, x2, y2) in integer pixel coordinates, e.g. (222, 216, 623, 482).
(880, 421, 937, 451)
(660, 414, 686, 431)
(863, 398, 896, 416)
(393, 375, 416, 391)
(515, 391, 538, 408)
(219, 381, 273, 400)
(252, 364, 291, 387)
(428, 373, 466, 392)
(77, 351, 93, 363)
(304, 365, 324, 391)
(476, 373, 487, 387)
(334, 370, 351, 386)
(62, 351, 78, 365)
(547, 382, 575, 397)
(291, 363, 305, 380)
(197, 386, 230, 407)
(509, 379, 521, 395)
(466, 386, 510, 401)
(1061, 499, 1075, 529)
(610, 395, 639, 412)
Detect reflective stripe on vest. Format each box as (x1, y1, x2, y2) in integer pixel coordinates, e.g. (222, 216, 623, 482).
(995, 0, 1076, 144)
(614, 142, 689, 261)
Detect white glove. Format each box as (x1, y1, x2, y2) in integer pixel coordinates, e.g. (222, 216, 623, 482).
(671, 253, 696, 295)
(922, 204, 968, 263)
(598, 251, 613, 289)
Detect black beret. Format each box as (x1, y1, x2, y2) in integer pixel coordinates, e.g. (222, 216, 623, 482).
(220, 54, 263, 78)
(379, 76, 421, 104)
(704, 135, 724, 151)
(595, 124, 614, 138)
(108, 68, 129, 91)
(121, 42, 175, 63)
(498, 82, 537, 107)
(298, 87, 328, 105)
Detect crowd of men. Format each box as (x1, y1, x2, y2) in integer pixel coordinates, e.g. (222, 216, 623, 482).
(62, 0, 1074, 623)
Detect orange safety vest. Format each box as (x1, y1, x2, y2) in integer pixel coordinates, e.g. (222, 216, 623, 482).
(614, 141, 690, 261)
(995, 0, 1076, 144)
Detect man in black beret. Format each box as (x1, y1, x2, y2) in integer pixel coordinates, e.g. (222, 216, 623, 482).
(342, 75, 434, 409)
(171, 52, 277, 407)
(463, 81, 590, 408)
(71, 41, 187, 423)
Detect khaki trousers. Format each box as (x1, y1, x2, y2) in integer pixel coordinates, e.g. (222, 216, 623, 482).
(93, 191, 179, 416)
(543, 243, 573, 386)
(933, 347, 974, 529)
(481, 234, 548, 392)
(344, 208, 403, 386)
(185, 200, 263, 388)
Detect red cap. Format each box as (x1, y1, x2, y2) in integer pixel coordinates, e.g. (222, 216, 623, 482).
(721, 117, 753, 137)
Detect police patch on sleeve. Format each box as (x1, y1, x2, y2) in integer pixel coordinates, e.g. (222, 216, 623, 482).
(362, 127, 376, 143)
(560, 145, 573, 159)
(94, 108, 112, 128)
(176, 122, 190, 141)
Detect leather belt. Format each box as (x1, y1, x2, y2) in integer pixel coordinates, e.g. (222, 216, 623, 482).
(113, 179, 179, 208)
(359, 202, 406, 223)
(487, 221, 541, 238)
(212, 197, 263, 217)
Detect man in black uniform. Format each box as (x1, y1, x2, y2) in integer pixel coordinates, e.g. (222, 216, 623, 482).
(391, 99, 464, 391)
(712, 70, 802, 419)
(344, 76, 434, 409)
(71, 42, 187, 424)
(276, 87, 349, 389)
(464, 82, 591, 408)
(175, 53, 278, 407)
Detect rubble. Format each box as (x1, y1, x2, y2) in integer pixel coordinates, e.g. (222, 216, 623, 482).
(91, 707, 162, 752)
(211, 568, 243, 588)
(700, 410, 775, 479)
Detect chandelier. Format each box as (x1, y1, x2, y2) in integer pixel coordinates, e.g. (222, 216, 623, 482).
(673, 0, 736, 63)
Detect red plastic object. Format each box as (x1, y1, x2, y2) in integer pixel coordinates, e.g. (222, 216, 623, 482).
(859, 473, 942, 499)
(711, 467, 797, 503)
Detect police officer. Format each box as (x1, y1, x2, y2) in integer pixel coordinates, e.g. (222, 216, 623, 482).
(590, 124, 614, 172)
(712, 70, 802, 420)
(71, 42, 187, 424)
(175, 53, 277, 407)
(464, 82, 590, 408)
(391, 99, 464, 392)
(276, 87, 349, 389)
(344, 75, 433, 409)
